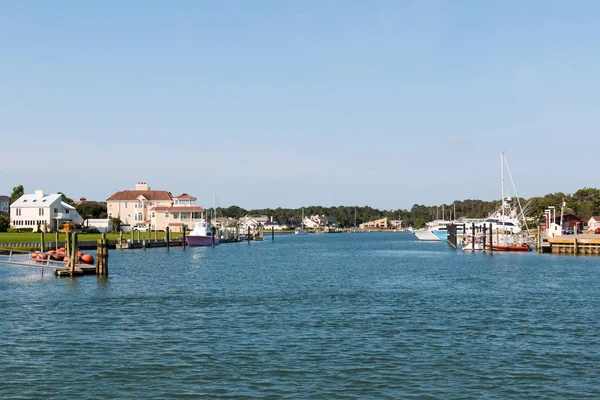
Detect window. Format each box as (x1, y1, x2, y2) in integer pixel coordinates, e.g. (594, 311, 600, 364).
(39, 208, 44, 216)
(54, 208, 58, 213)
(181, 213, 188, 220)
(165, 212, 169, 218)
(136, 212, 143, 221)
(151, 212, 155, 218)
(65, 209, 69, 214)
(16, 208, 21, 216)
(172, 213, 179, 220)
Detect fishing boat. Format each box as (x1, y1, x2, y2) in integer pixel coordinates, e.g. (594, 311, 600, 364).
(186, 215, 219, 246)
(463, 152, 532, 252)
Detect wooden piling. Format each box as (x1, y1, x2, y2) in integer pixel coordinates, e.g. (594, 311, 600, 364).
(272, 226, 275, 243)
(489, 223, 493, 254)
(69, 232, 78, 275)
(247, 227, 251, 244)
(55, 231, 59, 250)
(482, 224, 487, 252)
(182, 227, 186, 248)
(142, 238, 146, 251)
(96, 233, 108, 276)
(471, 223, 475, 251)
(165, 227, 170, 251)
(40, 232, 45, 252)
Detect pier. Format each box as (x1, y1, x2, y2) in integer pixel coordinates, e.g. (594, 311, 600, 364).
(544, 234, 600, 255)
(0, 248, 97, 276)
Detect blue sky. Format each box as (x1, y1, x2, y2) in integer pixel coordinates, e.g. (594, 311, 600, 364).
(1, 1, 599, 210)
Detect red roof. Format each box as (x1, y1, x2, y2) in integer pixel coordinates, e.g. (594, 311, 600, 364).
(107, 190, 172, 202)
(173, 193, 197, 200)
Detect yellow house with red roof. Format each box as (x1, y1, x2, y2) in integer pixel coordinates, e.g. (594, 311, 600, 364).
(106, 182, 204, 232)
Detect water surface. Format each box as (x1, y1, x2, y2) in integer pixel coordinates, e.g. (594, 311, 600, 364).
(1, 233, 599, 398)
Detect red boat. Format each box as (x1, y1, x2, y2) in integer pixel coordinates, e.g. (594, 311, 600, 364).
(486, 244, 531, 252)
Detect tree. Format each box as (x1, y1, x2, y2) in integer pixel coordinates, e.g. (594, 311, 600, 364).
(9, 185, 24, 205)
(0, 213, 9, 232)
(76, 202, 107, 219)
(58, 192, 75, 206)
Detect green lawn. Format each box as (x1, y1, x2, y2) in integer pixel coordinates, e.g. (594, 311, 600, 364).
(0, 231, 182, 243)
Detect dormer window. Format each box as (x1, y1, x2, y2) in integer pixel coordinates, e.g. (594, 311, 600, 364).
(33, 199, 37, 202)
(23, 200, 27, 202)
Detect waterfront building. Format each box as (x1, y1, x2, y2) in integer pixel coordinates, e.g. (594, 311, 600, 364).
(9, 190, 83, 231)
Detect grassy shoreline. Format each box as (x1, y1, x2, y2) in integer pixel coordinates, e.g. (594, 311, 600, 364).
(0, 231, 181, 243)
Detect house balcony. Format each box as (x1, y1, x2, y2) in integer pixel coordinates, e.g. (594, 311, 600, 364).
(53, 213, 73, 220)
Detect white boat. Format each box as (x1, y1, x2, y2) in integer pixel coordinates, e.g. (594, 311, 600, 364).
(462, 152, 532, 251)
(413, 219, 465, 241)
(295, 207, 307, 235)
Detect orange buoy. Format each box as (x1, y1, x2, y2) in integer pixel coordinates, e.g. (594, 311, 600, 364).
(30, 252, 39, 259)
(80, 254, 94, 265)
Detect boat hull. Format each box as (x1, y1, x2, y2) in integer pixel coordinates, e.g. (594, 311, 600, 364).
(186, 235, 219, 246)
(486, 244, 530, 252)
(414, 230, 442, 241)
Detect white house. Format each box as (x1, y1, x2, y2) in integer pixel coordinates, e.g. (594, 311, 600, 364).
(10, 189, 83, 232)
(239, 215, 269, 231)
(588, 216, 600, 231)
(85, 218, 113, 233)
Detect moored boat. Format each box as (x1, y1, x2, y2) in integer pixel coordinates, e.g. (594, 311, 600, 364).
(186, 218, 219, 246)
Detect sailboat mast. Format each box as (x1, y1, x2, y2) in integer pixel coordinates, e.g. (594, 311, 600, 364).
(501, 151, 505, 230)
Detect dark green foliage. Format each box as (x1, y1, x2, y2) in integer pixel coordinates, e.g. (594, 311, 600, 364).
(0, 213, 9, 232)
(76, 201, 107, 219)
(9, 185, 24, 205)
(58, 192, 75, 206)
(7, 228, 34, 233)
(214, 187, 600, 229)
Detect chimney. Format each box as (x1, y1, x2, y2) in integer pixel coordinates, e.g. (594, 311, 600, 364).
(35, 189, 44, 197)
(135, 182, 151, 191)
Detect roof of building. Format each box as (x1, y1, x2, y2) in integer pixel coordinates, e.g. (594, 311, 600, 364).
(11, 192, 62, 207)
(0, 195, 8, 201)
(173, 193, 197, 200)
(106, 190, 172, 202)
(590, 216, 600, 221)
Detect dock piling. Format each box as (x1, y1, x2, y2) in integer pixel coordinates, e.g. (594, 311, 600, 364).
(166, 227, 170, 251)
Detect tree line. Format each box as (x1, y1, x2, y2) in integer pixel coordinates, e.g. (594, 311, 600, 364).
(3, 185, 600, 231)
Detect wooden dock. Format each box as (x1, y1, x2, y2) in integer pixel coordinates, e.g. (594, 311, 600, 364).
(545, 234, 600, 255)
(0, 248, 97, 276)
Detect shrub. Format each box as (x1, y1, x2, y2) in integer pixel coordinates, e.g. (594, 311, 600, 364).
(7, 228, 34, 233)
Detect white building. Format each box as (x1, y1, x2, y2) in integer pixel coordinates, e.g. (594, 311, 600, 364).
(588, 216, 600, 231)
(85, 218, 113, 233)
(10, 190, 83, 232)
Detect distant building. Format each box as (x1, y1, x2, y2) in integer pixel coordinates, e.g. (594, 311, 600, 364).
(10, 189, 83, 231)
(588, 216, 600, 231)
(360, 217, 392, 230)
(0, 195, 8, 214)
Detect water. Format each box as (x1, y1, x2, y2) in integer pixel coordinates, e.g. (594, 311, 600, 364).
(1, 233, 599, 399)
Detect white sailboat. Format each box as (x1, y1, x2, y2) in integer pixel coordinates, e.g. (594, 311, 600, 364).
(295, 207, 307, 235)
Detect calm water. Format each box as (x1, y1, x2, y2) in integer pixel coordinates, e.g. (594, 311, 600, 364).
(1, 233, 599, 399)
